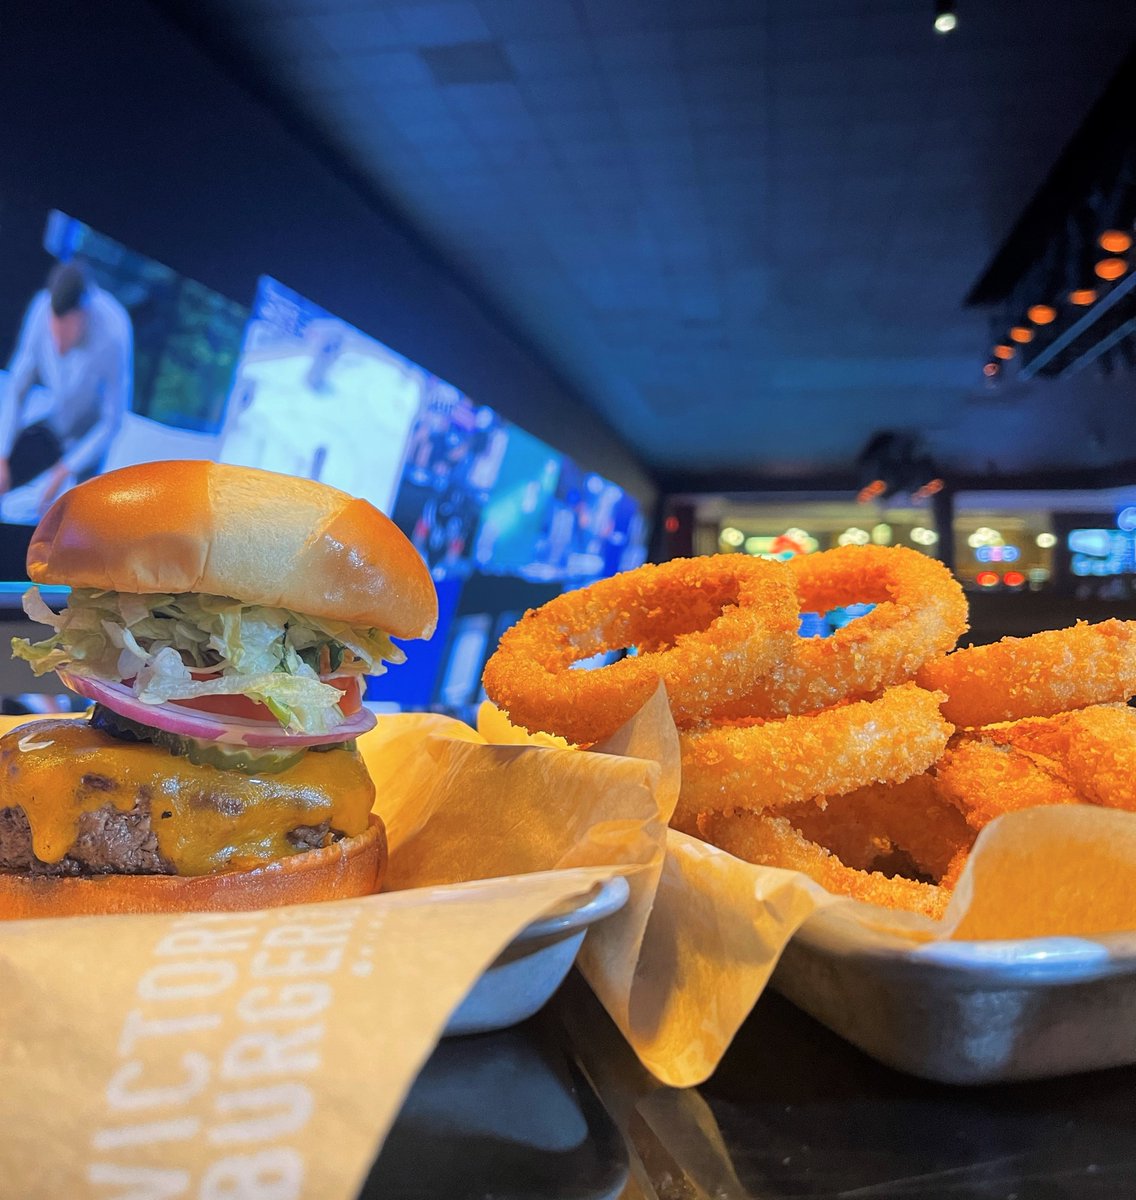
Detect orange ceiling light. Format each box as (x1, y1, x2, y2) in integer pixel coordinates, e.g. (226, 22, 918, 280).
(1099, 230, 1133, 254)
(1095, 257, 1129, 282)
(1026, 304, 1057, 324)
(1009, 326, 1034, 343)
(992, 344, 1015, 360)
(1068, 288, 1098, 306)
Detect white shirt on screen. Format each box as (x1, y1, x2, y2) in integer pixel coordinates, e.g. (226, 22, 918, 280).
(0, 284, 132, 478)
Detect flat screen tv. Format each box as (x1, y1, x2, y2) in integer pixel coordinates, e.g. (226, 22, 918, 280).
(471, 422, 562, 579)
(0, 222, 651, 718)
(537, 459, 648, 585)
(0, 206, 248, 578)
(218, 276, 422, 516)
(390, 386, 507, 579)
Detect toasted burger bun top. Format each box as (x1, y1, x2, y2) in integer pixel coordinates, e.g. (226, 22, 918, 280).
(28, 460, 438, 639)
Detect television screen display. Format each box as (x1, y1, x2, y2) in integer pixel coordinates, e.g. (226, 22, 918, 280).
(363, 575, 464, 710)
(429, 571, 564, 719)
(1067, 527, 1136, 577)
(39, 211, 248, 439)
(0, 206, 249, 577)
(1043, 511, 1133, 598)
(533, 459, 648, 585)
(0, 210, 650, 718)
(390, 387, 507, 579)
(219, 276, 423, 515)
(471, 422, 561, 578)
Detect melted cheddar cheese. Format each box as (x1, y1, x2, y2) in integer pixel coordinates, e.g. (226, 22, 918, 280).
(0, 719, 375, 875)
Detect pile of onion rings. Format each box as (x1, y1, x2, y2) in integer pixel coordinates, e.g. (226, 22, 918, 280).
(772, 772, 973, 882)
(697, 809, 951, 920)
(482, 544, 1136, 916)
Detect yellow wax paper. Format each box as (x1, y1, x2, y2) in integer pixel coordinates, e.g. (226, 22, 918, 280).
(0, 868, 619, 1199)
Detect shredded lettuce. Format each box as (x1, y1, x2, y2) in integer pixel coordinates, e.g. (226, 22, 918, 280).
(11, 587, 406, 734)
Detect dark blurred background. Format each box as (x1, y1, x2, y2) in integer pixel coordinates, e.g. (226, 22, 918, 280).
(3, 0, 1136, 704)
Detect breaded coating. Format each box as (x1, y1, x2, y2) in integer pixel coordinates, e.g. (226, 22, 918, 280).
(917, 621, 1136, 728)
(711, 545, 968, 720)
(675, 684, 952, 831)
(698, 809, 949, 920)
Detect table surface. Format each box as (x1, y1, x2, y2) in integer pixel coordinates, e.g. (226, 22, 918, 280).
(363, 972, 1136, 1200)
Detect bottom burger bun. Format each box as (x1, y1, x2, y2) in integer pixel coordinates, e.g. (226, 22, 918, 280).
(0, 817, 387, 919)
(0, 717, 388, 918)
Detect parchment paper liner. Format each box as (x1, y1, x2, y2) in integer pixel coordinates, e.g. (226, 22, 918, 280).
(0, 688, 676, 1200)
(481, 693, 1136, 1088)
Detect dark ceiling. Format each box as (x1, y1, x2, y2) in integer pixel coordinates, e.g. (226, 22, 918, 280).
(154, 0, 1136, 491)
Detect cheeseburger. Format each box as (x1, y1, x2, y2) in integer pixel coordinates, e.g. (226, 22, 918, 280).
(1, 460, 437, 917)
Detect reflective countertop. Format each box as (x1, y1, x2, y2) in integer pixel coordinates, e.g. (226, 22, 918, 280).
(364, 972, 1136, 1199)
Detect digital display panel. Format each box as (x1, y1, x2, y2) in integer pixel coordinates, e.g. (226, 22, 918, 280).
(0, 211, 650, 717)
(531, 459, 647, 585)
(40, 211, 248, 439)
(472, 423, 561, 578)
(363, 576, 464, 710)
(1067, 528, 1136, 577)
(0, 206, 249, 578)
(219, 277, 422, 515)
(428, 572, 564, 718)
(389, 387, 507, 579)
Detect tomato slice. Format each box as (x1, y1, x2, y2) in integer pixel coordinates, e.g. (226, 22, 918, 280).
(169, 674, 363, 722)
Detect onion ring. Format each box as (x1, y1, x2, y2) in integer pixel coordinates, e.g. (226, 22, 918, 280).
(481, 556, 799, 744)
(916, 619, 1136, 728)
(710, 545, 968, 721)
(772, 797, 890, 872)
(982, 704, 1136, 813)
(931, 731, 1081, 831)
(938, 844, 971, 891)
(673, 683, 952, 832)
(777, 772, 975, 881)
(696, 809, 949, 919)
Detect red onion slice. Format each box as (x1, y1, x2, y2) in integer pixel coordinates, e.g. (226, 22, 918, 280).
(58, 672, 376, 747)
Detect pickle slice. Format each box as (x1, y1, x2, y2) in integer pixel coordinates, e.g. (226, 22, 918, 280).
(89, 704, 310, 775)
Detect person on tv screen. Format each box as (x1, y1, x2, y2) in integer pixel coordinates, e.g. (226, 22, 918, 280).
(0, 260, 133, 513)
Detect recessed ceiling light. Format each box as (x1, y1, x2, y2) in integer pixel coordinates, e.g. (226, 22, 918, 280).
(934, 1, 958, 34)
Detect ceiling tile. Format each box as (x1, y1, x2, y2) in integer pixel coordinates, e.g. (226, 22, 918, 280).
(502, 36, 595, 77)
(390, 1, 492, 45)
(302, 8, 407, 52)
(522, 72, 613, 111)
(343, 48, 437, 86)
(477, 0, 584, 37)
(153, 0, 1136, 481)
